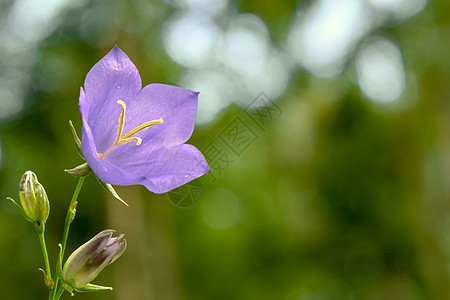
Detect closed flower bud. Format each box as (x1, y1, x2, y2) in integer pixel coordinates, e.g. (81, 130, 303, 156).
(62, 230, 126, 290)
(18, 171, 50, 230)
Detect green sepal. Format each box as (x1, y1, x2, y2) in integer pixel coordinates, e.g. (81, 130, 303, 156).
(57, 243, 64, 278)
(60, 280, 113, 295)
(74, 283, 113, 293)
(38, 268, 53, 288)
(95, 176, 129, 206)
(65, 162, 91, 178)
(69, 120, 84, 159)
(6, 197, 34, 223)
(60, 281, 74, 296)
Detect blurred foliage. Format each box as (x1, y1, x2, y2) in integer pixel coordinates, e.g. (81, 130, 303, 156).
(0, 0, 449, 300)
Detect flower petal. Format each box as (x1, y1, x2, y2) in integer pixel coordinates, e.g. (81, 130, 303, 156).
(80, 87, 145, 186)
(63, 230, 114, 287)
(107, 144, 211, 194)
(84, 46, 142, 153)
(124, 84, 199, 149)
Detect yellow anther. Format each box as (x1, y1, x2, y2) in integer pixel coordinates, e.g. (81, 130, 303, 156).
(118, 136, 142, 146)
(116, 100, 126, 143)
(121, 118, 164, 140)
(97, 101, 163, 159)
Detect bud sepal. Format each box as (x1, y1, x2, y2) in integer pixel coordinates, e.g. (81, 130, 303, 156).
(6, 197, 34, 223)
(62, 282, 113, 294)
(95, 176, 128, 206)
(69, 120, 83, 159)
(65, 162, 91, 178)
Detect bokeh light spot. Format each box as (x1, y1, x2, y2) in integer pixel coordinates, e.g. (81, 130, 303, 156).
(7, 0, 82, 46)
(180, 69, 232, 125)
(221, 14, 270, 77)
(163, 13, 220, 68)
(287, 0, 371, 78)
(367, 0, 427, 20)
(356, 37, 406, 103)
(164, 0, 228, 15)
(201, 188, 240, 230)
(0, 82, 25, 120)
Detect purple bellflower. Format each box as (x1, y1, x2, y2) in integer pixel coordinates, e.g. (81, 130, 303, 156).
(79, 47, 211, 194)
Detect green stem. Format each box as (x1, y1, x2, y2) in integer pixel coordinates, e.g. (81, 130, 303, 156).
(50, 177, 85, 300)
(37, 228, 52, 282)
(60, 177, 85, 259)
(54, 286, 65, 300)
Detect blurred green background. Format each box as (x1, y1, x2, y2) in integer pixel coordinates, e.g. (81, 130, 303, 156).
(0, 0, 449, 299)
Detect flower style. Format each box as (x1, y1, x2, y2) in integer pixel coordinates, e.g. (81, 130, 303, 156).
(79, 46, 211, 193)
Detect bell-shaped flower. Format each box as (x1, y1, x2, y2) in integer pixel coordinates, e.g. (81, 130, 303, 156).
(61, 230, 126, 291)
(79, 46, 210, 193)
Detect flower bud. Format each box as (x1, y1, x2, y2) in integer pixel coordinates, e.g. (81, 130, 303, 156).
(18, 171, 50, 229)
(62, 230, 126, 290)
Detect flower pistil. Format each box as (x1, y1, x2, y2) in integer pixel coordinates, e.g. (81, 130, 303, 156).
(97, 100, 163, 159)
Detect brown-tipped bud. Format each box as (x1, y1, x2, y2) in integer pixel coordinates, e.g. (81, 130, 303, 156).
(62, 230, 126, 290)
(18, 171, 50, 230)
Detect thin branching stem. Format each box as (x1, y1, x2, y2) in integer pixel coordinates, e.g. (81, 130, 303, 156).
(54, 286, 65, 300)
(37, 229, 52, 281)
(50, 177, 85, 300)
